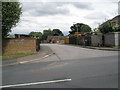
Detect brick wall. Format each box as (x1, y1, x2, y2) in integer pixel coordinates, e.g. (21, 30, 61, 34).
(65, 32, 120, 47)
(68, 35, 91, 46)
(104, 33, 115, 47)
(104, 32, 120, 47)
(64, 36, 69, 44)
(114, 32, 120, 47)
(77, 36, 84, 45)
(2, 38, 40, 54)
(47, 36, 65, 43)
(69, 36, 77, 44)
(91, 32, 120, 47)
(91, 34, 103, 47)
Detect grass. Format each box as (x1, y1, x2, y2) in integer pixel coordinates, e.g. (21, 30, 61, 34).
(2, 52, 36, 60)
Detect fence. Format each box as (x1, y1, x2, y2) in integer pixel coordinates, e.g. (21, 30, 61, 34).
(65, 32, 120, 47)
(104, 32, 120, 47)
(91, 34, 103, 47)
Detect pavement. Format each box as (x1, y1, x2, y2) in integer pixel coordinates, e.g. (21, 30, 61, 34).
(62, 44, 120, 51)
(2, 44, 54, 67)
(82, 46, 119, 51)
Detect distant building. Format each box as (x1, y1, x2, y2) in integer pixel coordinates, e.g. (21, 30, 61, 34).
(7, 35, 15, 38)
(15, 34, 32, 38)
(73, 32, 89, 36)
(47, 36, 65, 43)
(108, 15, 120, 27)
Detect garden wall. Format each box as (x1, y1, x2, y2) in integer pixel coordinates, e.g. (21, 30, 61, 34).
(2, 38, 40, 54)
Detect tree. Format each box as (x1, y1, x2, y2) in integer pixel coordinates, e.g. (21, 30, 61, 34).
(52, 29, 64, 36)
(69, 23, 91, 35)
(42, 29, 52, 40)
(2, 2, 22, 38)
(81, 24, 91, 32)
(93, 28, 101, 35)
(112, 26, 120, 32)
(29, 32, 42, 39)
(112, 19, 120, 32)
(98, 22, 113, 34)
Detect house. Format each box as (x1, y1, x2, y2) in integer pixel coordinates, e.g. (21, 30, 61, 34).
(108, 15, 120, 27)
(7, 35, 15, 38)
(47, 36, 65, 43)
(15, 34, 32, 38)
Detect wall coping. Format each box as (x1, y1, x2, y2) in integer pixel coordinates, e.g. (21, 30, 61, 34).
(105, 32, 120, 34)
(3, 38, 37, 40)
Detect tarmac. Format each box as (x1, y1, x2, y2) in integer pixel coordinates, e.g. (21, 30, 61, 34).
(1, 43, 119, 67)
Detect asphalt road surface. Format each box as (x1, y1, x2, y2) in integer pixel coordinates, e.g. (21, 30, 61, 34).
(2, 44, 118, 88)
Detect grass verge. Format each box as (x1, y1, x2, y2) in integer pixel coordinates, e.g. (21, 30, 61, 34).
(2, 53, 36, 60)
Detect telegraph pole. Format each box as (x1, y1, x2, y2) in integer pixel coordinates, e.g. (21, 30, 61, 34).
(73, 22, 78, 45)
(75, 24, 78, 45)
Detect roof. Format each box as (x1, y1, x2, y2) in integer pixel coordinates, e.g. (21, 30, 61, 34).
(109, 15, 120, 22)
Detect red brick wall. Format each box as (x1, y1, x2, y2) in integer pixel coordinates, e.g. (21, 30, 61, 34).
(2, 39, 40, 54)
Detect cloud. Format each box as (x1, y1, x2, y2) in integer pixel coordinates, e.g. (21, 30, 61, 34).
(84, 12, 109, 20)
(118, 1, 120, 15)
(21, 2, 94, 17)
(22, 2, 70, 16)
(10, 0, 118, 35)
(71, 2, 94, 10)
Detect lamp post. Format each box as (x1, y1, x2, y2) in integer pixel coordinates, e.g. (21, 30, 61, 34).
(73, 22, 79, 45)
(75, 24, 78, 45)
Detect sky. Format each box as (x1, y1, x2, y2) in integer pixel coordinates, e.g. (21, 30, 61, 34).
(10, 0, 119, 35)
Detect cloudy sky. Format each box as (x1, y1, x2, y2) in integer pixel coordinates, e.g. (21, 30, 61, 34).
(10, 0, 119, 35)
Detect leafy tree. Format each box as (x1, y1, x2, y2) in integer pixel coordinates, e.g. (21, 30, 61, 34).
(99, 22, 113, 34)
(113, 19, 120, 32)
(112, 26, 120, 32)
(81, 24, 91, 32)
(69, 23, 91, 35)
(52, 29, 64, 36)
(29, 32, 42, 39)
(41, 29, 64, 40)
(42, 29, 52, 40)
(93, 28, 101, 35)
(118, 17, 120, 26)
(2, 2, 22, 38)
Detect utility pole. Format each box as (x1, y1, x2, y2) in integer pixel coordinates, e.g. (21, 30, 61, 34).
(118, 1, 120, 15)
(73, 22, 78, 45)
(76, 24, 78, 45)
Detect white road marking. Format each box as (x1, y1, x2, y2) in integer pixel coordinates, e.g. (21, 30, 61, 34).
(0, 79, 72, 88)
(19, 53, 53, 64)
(1, 53, 54, 67)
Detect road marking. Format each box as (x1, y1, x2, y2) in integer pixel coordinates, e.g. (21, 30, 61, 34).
(0, 79, 72, 88)
(19, 53, 53, 64)
(0, 62, 19, 67)
(1, 53, 54, 67)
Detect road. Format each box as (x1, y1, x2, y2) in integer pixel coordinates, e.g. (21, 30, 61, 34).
(2, 44, 118, 88)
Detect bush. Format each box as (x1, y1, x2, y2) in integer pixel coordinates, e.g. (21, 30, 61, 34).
(99, 22, 114, 34)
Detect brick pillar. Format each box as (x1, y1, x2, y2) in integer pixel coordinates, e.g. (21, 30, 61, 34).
(114, 32, 119, 47)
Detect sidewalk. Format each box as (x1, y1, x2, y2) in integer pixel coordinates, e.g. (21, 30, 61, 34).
(81, 46, 119, 51)
(62, 44, 119, 51)
(2, 45, 54, 67)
